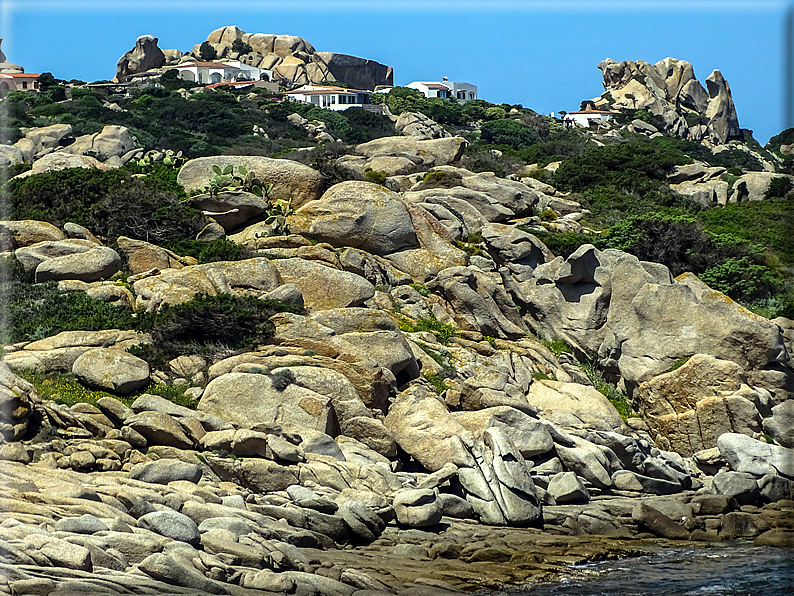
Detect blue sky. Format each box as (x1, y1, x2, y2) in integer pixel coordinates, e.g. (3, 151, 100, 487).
(1, 0, 790, 144)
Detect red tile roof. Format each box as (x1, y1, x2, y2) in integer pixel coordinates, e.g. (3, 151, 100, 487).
(0, 73, 40, 78)
(176, 62, 236, 69)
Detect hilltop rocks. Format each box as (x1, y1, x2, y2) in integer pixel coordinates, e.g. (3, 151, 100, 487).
(728, 172, 794, 203)
(116, 35, 166, 83)
(177, 156, 323, 211)
(316, 52, 394, 90)
(596, 57, 741, 144)
(188, 27, 392, 89)
(13, 123, 74, 162)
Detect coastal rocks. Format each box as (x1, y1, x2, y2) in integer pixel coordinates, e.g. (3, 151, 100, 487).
(385, 385, 475, 471)
(0, 220, 66, 249)
(12, 152, 111, 178)
(116, 236, 197, 274)
(72, 348, 150, 394)
(459, 427, 542, 525)
(354, 136, 467, 170)
(0, 361, 38, 441)
(635, 355, 770, 455)
(272, 258, 375, 310)
(198, 372, 336, 433)
(429, 266, 528, 339)
(716, 433, 794, 478)
(526, 380, 624, 432)
(184, 191, 269, 232)
(393, 489, 443, 527)
(13, 123, 74, 162)
(116, 35, 166, 83)
(762, 400, 794, 447)
(177, 156, 324, 211)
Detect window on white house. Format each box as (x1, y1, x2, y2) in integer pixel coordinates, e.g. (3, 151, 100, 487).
(22, 82, 27, 89)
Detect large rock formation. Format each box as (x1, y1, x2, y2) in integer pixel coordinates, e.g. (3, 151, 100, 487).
(186, 26, 392, 89)
(116, 35, 166, 83)
(594, 57, 741, 145)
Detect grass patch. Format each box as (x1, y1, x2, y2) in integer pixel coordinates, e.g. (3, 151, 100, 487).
(540, 339, 572, 356)
(666, 356, 691, 373)
(578, 360, 634, 420)
(399, 316, 458, 345)
(424, 371, 450, 394)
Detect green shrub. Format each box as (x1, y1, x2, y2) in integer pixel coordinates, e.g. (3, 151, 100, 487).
(3, 167, 204, 245)
(133, 293, 304, 366)
(424, 371, 449, 394)
(480, 119, 540, 149)
(666, 356, 691, 373)
(363, 169, 389, 185)
(160, 239, 244, 264)
(0, 266, 137, 345)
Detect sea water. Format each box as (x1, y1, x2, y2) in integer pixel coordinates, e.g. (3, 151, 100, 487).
(502, 544, 794, 596)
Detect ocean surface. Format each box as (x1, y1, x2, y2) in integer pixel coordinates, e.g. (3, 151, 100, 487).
(502, 544, 794, 596)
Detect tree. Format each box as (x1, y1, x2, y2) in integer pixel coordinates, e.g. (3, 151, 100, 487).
(231, 39, 253, 57)
(199, 41, 218, 61)
(159, 69, 182, 91)
(480, 118, 540, 149)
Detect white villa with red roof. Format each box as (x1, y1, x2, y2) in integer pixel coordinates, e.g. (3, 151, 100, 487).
(407, 78, 477, 104)
(283, 85, 375, 111)
(174, 60, 272, 85)
(0, 72, 40, 92)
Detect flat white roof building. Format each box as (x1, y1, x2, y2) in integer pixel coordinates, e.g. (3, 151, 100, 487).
(283, 84, 375, 111)
(406, 78, 477, 104)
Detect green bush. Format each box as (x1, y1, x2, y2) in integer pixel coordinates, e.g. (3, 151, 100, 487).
(363, 169, 389, 185)
(0, 261, 137, 344)
(3, 167, 204, 245)
(133, 293, 305, 366)
(160, 239, 244, 264)
(480, 119, 540, 149)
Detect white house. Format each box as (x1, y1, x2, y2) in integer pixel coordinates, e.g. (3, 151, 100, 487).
(563, 109, 619, 128)
(406, 78, 477, 104)
(0, 73, 40, 93)
(283, 85, 374, 111)
(174, 61, 273, 86)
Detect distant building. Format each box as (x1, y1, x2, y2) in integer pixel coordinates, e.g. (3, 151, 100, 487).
(173, 61, 273, 86)
(0, 73, 40, 92)
(563, 109, 619, 128)
(283, 84, 378, 112)
(406, 77, 477, 104)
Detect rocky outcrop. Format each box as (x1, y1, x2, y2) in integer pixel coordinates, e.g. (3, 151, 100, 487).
(183, 27, 392, 89)
(514, 245, 788, 394)
(636, 355, 773, 455)
(315, 52, 394, 90)
(595, 57, 742, 145)
(116, 35, 166, 83)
